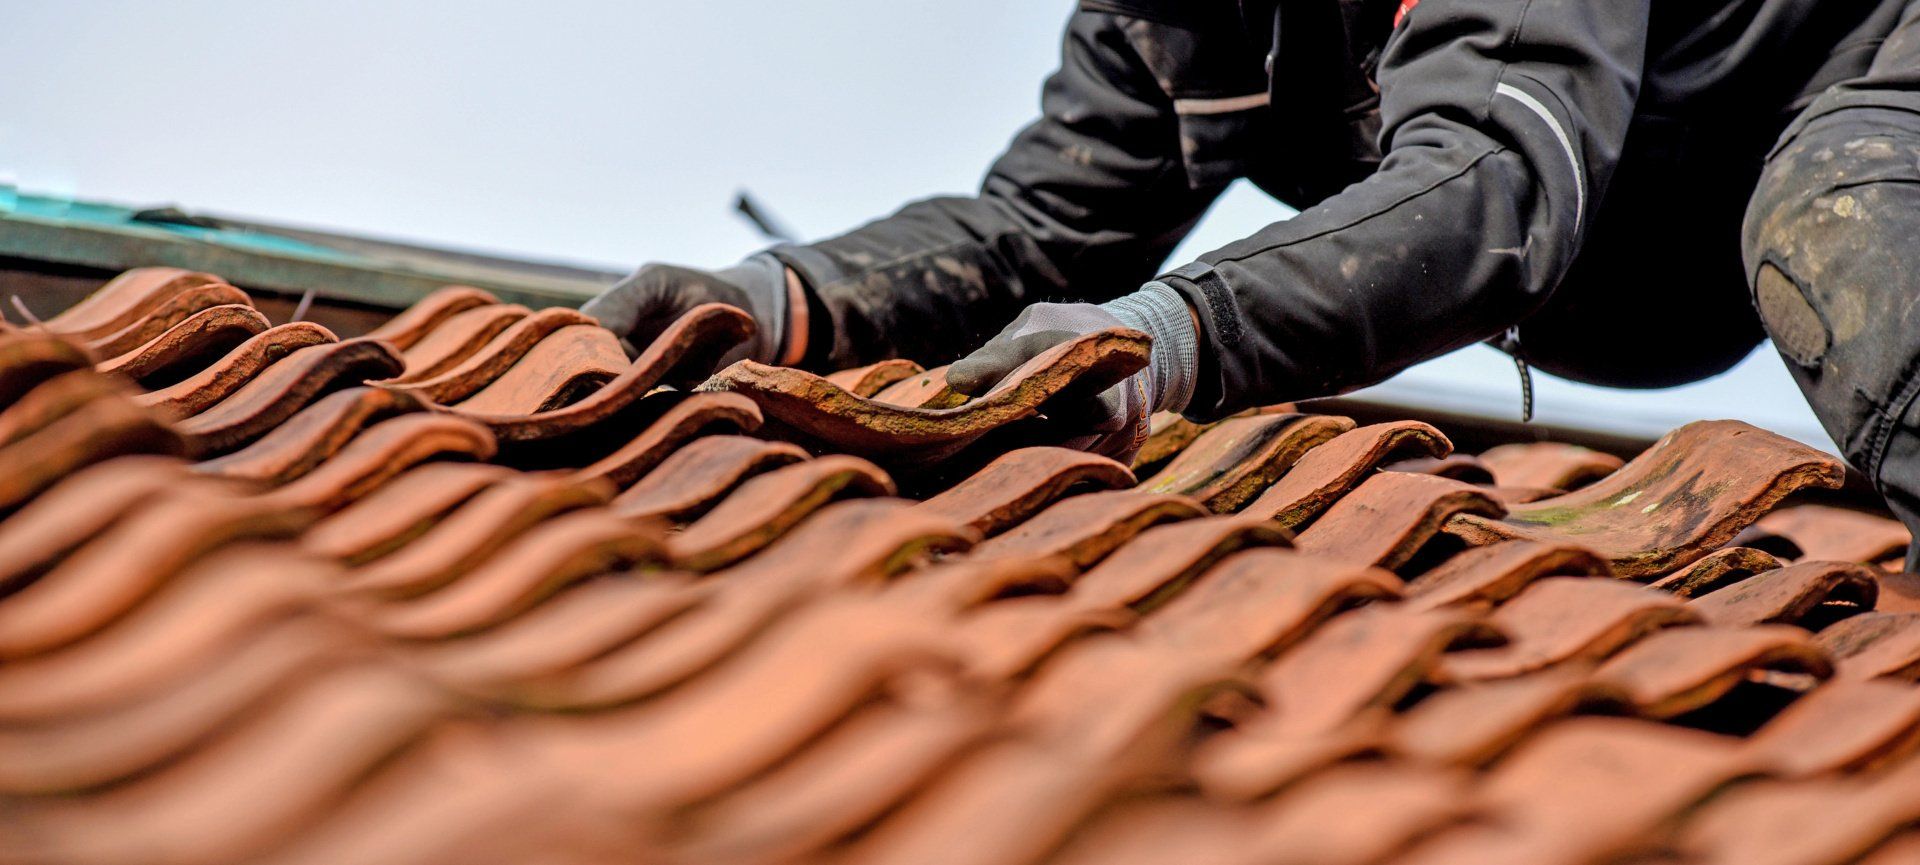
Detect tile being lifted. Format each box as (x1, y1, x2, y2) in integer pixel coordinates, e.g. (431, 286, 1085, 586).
(1140, 413, 1353, 513)
(131, 322, 338, 419)
(826, 359, 926, 397)
(869, 365, 965, 408)
(1241, 420, 1453, 530)
(94, 304, 269, 383)
(1445, 420, 1847, 578)
(708, 328, 1150, 467)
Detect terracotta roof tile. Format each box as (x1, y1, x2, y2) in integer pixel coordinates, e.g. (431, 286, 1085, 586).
(387, 302, 528, 383)
(34, 267, 229, 344)
(132, 322, 338, 419)
(14, 272, 1920, 865)
(1439, 577, 1696, 682)
(95, 303, 268, 382)
(359, 285, 499, 350)
(190, 386, 426, 484)
(1446, 420, 1847, 577)
(80, 281, 253, 358)
(1294, 472, 1506, 569)
(1477, 441, 1625, 490)
(709, 329, 1149, 466)
(174, 338, 405, 456)
(1753, 504, 1912, 565)
(825, 358, 926, 397)
(915, 446, 1136, 536)
(1402, 539, 1611, 611)
(608, 434, 807, 522)
(1590, 624, 1833, 718)
(1651, 545, 1785, 597)
(1688, 559, 1880, 628)
(1138, 413, 1353, 512)
(381, 306, 597, 403)
(569, 390, 762, 489)
(666, 455, 896, 570)
(1241, 420, 1452, 529)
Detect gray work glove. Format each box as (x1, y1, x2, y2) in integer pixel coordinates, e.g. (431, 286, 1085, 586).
(947, 281, 1199, 461)
(581, 253, 789, 364)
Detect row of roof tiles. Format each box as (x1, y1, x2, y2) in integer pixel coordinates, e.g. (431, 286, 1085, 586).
(0, 268, 1918, 864)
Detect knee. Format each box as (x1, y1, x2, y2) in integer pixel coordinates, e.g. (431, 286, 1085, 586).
(1743, 107, 1920, 367)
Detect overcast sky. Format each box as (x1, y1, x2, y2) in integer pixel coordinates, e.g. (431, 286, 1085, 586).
(0, 0, 1833, 448)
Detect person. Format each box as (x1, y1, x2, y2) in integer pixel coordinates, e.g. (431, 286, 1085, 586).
(585, 0, 1920, 555)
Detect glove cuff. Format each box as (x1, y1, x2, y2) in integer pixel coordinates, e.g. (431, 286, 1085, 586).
(713, 253, 790, 363)
(1101, 281, 1198, 414)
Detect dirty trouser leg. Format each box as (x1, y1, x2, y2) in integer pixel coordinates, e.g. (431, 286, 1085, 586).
(1744, 1, 1920, 569)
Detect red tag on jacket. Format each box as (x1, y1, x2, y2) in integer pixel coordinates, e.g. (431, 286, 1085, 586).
(1395, 0, 1420, 27)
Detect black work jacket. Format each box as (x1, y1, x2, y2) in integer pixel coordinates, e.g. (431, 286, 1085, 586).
(768, 0, 1905, 420)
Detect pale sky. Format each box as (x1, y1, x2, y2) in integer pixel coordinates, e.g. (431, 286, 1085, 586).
(0, 0, 1834, 449)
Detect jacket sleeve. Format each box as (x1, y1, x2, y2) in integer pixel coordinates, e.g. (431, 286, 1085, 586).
(766, 10, 1225, 370)
(1160, 0, 1648, 420)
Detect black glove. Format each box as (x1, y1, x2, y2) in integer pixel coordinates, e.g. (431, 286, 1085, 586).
(581, 253, 789, 363)
(948, 282, 1199, 461)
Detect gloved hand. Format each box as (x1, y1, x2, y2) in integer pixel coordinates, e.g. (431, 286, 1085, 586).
(948, 281, 1199, 461)
(581, 253, 791, 364)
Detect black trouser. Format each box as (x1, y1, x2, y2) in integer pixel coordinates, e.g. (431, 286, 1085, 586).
(1745, 0, 1920, 569)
